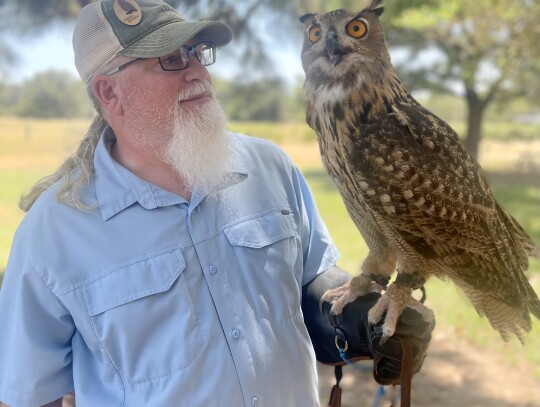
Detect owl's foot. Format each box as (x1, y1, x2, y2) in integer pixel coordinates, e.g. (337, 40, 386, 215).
(368, 282, 434, 343)
(322, 274, 384, 315)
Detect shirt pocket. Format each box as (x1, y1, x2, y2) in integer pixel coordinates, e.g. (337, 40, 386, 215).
(81, 248, 207, 384)
(224, 210, 302, 320)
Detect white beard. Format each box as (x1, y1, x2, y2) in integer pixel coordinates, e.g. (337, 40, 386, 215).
(163, 93, 233, 194)
(122, 80, 234, 195)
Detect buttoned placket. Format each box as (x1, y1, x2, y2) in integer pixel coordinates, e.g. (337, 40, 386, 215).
(186, 197, 262, 407)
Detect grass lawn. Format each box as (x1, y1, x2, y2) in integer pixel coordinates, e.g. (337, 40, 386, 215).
(1, 116, 539, 376)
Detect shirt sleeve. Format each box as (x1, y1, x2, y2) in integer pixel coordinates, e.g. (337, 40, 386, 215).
(291, 164, 340, 286)
(0, 231, 75, 407)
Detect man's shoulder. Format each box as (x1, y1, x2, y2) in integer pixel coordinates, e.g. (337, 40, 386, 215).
(18, 182, 65, 227)
(17, 179, 96, 242)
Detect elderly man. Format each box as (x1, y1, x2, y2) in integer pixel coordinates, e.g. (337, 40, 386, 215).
(0, 1, 433, 406)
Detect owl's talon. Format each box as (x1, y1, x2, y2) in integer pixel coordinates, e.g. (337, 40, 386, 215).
(381, 320, 397, 339)
(379, 332, 390, 346)
(322, 274, 377, 315)
(367, 289, 390, 325)
(368, 282, 433, 340)
(321, 281, 353, 315)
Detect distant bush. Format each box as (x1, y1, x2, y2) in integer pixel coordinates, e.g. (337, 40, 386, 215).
(14, 70, 93, 118)
(214, 77, 306, 123)
(228, 121, 316, 144)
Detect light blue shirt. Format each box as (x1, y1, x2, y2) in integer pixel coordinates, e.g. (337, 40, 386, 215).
(0, 129, 339, 407)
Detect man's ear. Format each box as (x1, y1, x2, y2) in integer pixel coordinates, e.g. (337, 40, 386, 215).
(91, 75, 124, 116)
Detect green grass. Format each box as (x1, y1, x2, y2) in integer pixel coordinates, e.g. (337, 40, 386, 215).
(1, 117, 539, 375)
(301, 168, 369, 272)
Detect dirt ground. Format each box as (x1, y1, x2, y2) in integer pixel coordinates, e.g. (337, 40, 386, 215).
(317, 329, 540, 407)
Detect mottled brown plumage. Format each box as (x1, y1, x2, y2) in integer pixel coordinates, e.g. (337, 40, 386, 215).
(300, 0, 539, 342)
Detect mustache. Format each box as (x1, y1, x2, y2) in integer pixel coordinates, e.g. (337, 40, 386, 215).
(177, 81, 215, 101)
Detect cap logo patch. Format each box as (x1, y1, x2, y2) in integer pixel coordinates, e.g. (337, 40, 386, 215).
(114, 0, 142, 26)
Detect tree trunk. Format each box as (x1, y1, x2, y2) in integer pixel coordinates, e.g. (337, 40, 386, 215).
(463, 88, 487, 161)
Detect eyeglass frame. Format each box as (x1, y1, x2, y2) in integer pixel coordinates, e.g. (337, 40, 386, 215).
(104, 41, 217, 76)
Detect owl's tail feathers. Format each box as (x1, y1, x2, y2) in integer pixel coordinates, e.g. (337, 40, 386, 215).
(460, 283, 540, 343)
(512, 220, 538, 258)
(498, 205, 538, 258)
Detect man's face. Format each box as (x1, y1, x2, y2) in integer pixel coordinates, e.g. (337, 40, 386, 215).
(115, 47, 233, 193)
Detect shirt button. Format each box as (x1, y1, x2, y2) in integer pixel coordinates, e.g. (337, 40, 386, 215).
(209, 265, 218, 275)
(231, 329, 241, 340)
(251, 396, 259, 406)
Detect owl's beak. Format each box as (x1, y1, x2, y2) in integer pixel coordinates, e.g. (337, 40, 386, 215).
(326, 30, 338, 62)
(326, 29, 346, 66)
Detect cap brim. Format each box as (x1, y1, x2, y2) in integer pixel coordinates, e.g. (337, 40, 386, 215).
(119, 20, 232, 58)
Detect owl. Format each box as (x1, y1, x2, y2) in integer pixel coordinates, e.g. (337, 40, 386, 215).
(299, 0, 540, 343)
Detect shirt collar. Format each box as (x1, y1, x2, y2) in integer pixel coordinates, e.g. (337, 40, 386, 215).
(93, 126, 247, 221)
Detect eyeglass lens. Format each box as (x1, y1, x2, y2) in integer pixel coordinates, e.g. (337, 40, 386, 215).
(159, 42, 216, 71)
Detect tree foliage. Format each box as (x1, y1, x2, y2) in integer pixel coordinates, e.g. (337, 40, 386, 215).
(0, 82, 19, 115)
(216, 77, 285, 121)
(0, 0, 429, 81)
(14, 70, 93, 118)
(387, 0, 540, 157)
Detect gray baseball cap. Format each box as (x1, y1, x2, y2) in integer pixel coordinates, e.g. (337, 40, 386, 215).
(73, 0, 233, 83)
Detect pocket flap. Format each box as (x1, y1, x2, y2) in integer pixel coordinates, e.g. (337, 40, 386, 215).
(224, 210, 296, 248)
(83, 248, 186, 316)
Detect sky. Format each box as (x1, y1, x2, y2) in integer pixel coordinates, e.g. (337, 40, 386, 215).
(4, 25, 79, 83)
(2, 23, 306, 87)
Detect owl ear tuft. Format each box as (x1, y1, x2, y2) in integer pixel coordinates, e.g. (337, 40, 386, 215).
(367, 0, 385, 16)
(299, 13, 316, 25)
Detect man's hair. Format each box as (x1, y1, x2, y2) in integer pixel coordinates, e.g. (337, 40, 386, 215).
(18, 56, 128, 213)
(19, 111, 107, 212)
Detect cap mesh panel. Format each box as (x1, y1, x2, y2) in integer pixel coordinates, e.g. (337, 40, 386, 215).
(73, 4, 123, 82)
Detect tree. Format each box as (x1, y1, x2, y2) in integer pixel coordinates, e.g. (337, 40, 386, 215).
(15, 70, 93, 118)
(388, 0, 540, 158)
(0, 81, 20, 115)
(215, 77, 296, 121)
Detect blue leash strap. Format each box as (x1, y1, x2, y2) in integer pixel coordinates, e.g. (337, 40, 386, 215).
(335, 336, 369, 371)
(371, 386, 386, 407)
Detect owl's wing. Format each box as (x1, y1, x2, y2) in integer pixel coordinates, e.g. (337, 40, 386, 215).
(348, 100, 531, 297)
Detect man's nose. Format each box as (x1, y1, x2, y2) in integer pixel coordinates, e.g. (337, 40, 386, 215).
(182, 55, 211, 83)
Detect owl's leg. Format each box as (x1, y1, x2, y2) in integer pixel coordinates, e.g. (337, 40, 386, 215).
(368, 270, 434, 343)
(322, 250, 396, 315)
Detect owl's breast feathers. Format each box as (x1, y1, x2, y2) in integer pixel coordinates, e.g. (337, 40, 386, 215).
(306, 80, 537, 308)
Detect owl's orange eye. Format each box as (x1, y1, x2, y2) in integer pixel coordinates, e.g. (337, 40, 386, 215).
(346, 19, 367, 39)
(308, 25, 322, 43)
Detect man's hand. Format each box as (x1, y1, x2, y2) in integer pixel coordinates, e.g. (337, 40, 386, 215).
(321, 292, 434, 384)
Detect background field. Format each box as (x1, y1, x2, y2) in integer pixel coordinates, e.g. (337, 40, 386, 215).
(1, 117, 539, 405)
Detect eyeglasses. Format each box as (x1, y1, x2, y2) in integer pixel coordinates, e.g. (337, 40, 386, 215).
(105, 41, 216, 76)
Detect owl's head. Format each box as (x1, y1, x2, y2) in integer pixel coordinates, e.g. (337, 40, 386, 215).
(299, 0, 390, 80)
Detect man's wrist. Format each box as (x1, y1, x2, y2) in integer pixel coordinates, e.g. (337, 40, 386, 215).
(301, 266, 353, 364)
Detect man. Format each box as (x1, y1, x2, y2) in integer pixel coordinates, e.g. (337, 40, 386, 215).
(0, 1, 433, 406)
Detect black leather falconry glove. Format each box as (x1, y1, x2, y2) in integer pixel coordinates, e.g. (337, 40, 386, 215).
(302, 267, 434, 385)
(321, 296, 433, 384)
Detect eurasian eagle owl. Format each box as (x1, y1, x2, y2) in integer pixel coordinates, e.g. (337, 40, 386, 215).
(300, 0, 539, 342)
